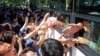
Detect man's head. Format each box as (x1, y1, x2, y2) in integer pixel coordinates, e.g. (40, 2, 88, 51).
(41, 38, 64, 56)
(0, 42, 17, 56)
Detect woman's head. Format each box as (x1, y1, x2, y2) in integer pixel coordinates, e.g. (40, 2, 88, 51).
(3, 31, 17, 45)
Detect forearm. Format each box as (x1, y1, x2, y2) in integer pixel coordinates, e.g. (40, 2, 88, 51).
(36, 34, 45, 46)
(17, 38, 23, 56)
(58, 39, 66, 44)
(24, 27, 40, 40)
(57, 34, 68, 44)
(20, 24, 27, 32)
(42, 13, 49, 21)
(77, 22, 84, 29)
(34, 22, 47, 46)
(18, 42, 23, 56)
(35, 28, 47, 46)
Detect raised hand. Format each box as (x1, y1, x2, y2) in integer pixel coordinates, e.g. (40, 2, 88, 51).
(24, 16, 29, 25)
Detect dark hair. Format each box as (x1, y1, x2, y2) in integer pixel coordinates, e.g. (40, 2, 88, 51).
(10, 13, 18, 21)
(12, 24, 21, 34)
(3, 31, 16, 44)
(57, 14, 64, 22)
(41, 38, 64, 56)
(49, 11, 54, 16)
(0, 15, 6, 24)
(26, 27, 31, 34)
(28, 12, 36, 23)
(2, 24, 11, 32)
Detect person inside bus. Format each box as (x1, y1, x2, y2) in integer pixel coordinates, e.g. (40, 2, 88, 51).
(62, 19, 100, 52)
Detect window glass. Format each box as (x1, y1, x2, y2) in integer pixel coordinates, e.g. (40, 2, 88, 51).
(75, 0, 100, 16)
(33, 0, 72, 11)
(75, 18, 100, 54)
(62, 14, 70, 28)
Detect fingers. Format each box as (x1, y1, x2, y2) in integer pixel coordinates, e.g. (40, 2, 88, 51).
(17, 37, 22, 43)
(72, 38, 79, 44)
(62, 37, 89, 48)
(62, 23, 81, 36)
(64, 38, 76, 48)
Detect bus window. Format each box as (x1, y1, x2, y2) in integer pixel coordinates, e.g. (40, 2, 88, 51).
(75, 18, 100, 54)
(75, 0, 100, 16)
(33, 0, 72, 11)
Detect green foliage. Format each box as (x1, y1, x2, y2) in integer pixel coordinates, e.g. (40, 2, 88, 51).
(0, 0, 26, 6)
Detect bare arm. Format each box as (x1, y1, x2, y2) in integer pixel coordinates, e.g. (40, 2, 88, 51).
(23, 25, 41, 40)
(20, 17, 29, 32)
(32, 24, 48, 46)
(17, 38, 23, 56)
(58, 34, 75, 48)
(40, 12, 50, 26)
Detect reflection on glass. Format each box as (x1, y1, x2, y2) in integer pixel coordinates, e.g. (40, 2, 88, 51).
(33, 0, 72, 11)
(75, 18, 100, 54)
(75, 0, 100, 16)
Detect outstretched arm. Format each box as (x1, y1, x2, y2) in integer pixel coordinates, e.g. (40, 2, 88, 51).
(62, 22, 83, 36)
(57, 34, 75, 48)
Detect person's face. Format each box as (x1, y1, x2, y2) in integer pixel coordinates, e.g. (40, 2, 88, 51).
(27, 24, 35, 32)
(14, 17, 18, 22)
(3, 44, 17, 56)
(26, 51, 37, 56)
(12, 35, 17, 45)
(83, 20, 89, 26)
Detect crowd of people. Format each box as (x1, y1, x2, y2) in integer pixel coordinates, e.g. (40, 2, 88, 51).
(0, 4, 97, 56)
